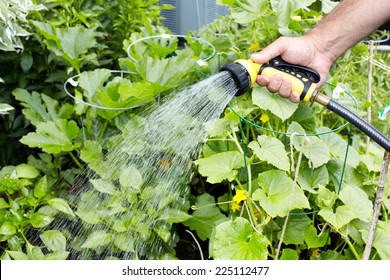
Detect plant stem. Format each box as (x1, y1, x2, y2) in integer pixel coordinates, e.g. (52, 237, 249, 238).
(344, 237, 361, 260)
(98, 120, 109, 142)
(69, 151, 83, 169)
(363, 130, 390, 260)
(229, 130, 244, 154)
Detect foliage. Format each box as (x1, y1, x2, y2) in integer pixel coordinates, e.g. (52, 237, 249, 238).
(0, 0, 389, 260)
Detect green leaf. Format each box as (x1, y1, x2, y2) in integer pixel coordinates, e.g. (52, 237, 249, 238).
(15, 164, 40, 179)
(20, 119, 81, 154)
(0, 197, 10, 209)
(280, 248, 299, 260)
(47, 198, 75, 217)
(288, 122, 330, 168)
(13, 88, 73, 126)
(304, 225, 329, 248)
(90, 178, 116, 195)
(113, 232, 135, 252)
(158, 209, 192, 224)
(289, 103, 316, 132)
(270, 0, 316, 27)
(317, 127, 360, 168)
(339, 185, 372, 222)
(316, 185, 337, 208)
(372, 221, 390, 260)
(75, 191, 102, 224)
(297, 165, 329, 193)
(277, 214, 311, 245)
(252, 170, 310, 217)
(218, 0, 236, 5)
(40, 230, 66, 251)
(210, 217, 269, 260)
(57, 26, 96, 58)
(230, 0, 269, 24)
(119, 165, 143, 190)
(81, 230, 112, 249)
(78, 69, 111, 102)
(30, 213, 54, 228)
(195, 151, 244, 184)
(34, 175, 49, 199)
(6, 251, 28, 260)
(137, 55, 196, 90)
(204, 118, 231, 138)
(252, 86, 298, 121)
(0, 222, 17, 235)
(318, 205, 355, 230)
(43, 251, 69, 260)
(183, 193, 227, 240)
(248, 135, 290, 171)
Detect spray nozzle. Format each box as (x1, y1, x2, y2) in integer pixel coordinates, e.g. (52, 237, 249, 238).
(220, 57, 320, 101)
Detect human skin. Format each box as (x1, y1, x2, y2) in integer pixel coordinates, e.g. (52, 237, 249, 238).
(251, 0, 390, 102)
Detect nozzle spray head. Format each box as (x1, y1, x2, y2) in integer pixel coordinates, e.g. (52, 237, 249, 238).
(220, 59, 261, 96)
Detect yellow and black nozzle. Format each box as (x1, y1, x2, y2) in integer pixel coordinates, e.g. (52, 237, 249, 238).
(220, 56, 321, 102)
(220, 56, 390, 152)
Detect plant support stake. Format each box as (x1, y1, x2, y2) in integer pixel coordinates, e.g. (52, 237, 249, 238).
(362, 129, 390, 260)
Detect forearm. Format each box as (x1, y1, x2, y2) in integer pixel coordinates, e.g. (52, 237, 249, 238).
(306, 0, 390, 61)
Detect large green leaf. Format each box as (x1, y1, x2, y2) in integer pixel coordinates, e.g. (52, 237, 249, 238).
(277, 214, 311, 245)
(119, 165, 143, 191)
(32, 22, 97, 70)
(81, 230, 112, 249)
(40, 230, 66, 251)
(317, 127, 360, 168)
(252, 170, 310, 217)
(304, 225, 329, 248)
(90, 179, 116, 195)
(183, 193, 226, 240)
(137, 54, 196, 90)
(230, 0, 269, 24)
(20, 119, 81, 154)
(339, 185, 372, 223)
(30, 213, 54, 228)
(297, 165, 329, 193)
(47, 198, 75, 217)
(372, 221, 390, 260)
(15, 163, 40, 179)
(210, 217, 269, 260)
(318, 185, 372, 230)
(13, 88, 73, 126)
(270, 0, 316, 27)
(248, 135, 290, 171)
(318, 206, 355, 230)
(252, 86, 298, 121)
(57, 26, 96, 58)
(78, 69, 111, 102)
(195, 151, 244, 184)
(288, 122, 330, 168)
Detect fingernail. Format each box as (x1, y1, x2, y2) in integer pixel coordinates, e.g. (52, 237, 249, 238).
(281, 80, 291, 88)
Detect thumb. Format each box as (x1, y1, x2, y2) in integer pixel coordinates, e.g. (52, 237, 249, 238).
(250, 37, 290, 63)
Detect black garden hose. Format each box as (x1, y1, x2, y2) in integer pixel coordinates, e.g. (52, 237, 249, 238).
(326, 99, 390, 151)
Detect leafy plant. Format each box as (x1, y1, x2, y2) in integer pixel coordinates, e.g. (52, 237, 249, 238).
(1, 0, 389, 261)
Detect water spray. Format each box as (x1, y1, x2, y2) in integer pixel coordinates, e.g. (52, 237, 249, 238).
(221, 57, 390, 152)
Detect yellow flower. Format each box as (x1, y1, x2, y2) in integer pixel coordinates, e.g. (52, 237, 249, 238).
(232, 189, 247, 204)
(311, 248, 321, 257)
(291, 15, 302, 22)
(260, 113, 270, 123)
(249, 43, 260, 51)
(231, 202, 242, 212)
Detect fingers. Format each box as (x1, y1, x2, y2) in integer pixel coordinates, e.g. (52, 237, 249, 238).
(256, 74, 300, 103)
